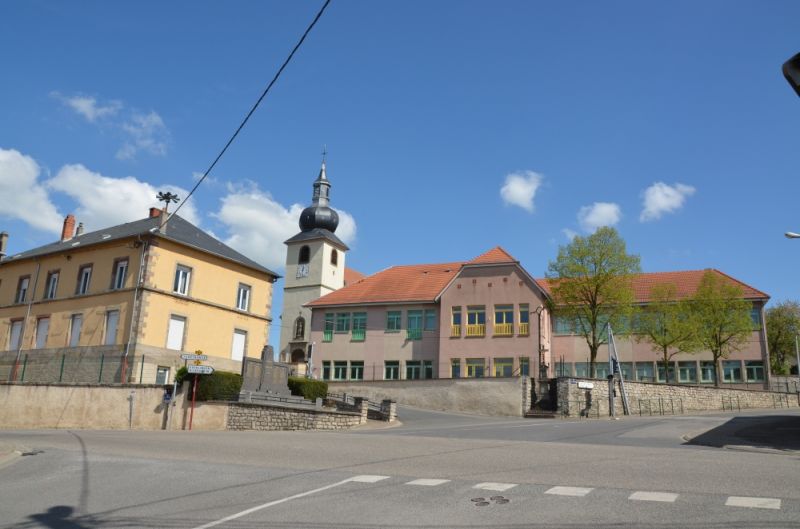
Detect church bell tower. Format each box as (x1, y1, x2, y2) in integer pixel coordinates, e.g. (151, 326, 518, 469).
(278, 156, 348, 371)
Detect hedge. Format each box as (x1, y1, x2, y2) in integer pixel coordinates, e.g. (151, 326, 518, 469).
(176, 367, 242, 401)
(288, 376, 328, 401)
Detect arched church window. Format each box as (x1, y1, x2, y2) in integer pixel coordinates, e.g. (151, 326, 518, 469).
(294, 317, 306, 340)
(330, 249, 338, 266)
(299, 246, 310, 264)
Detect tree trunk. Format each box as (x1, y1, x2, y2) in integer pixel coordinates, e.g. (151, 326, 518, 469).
(714, 356, 721, 387)
(589, 346, 598, 378)
(662, 347, 670, 384)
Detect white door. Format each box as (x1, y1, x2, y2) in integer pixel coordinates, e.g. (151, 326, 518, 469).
(69, 315, 82, 347)
(105, 310, 119, 345)
(35, 318, 49, 349)
(231, 329, 246, 361)
(166, 316, 185, 351)
(9, 321, 23, 351)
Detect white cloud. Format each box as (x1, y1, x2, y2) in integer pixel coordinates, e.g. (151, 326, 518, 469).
(577, 202, 622, 233)
(500, 170, 543, 212)
(117, 111, 169, 160)
(214, 184, 357, 271)
(51, 92, 122, 122)
(640, 182, 696, 222)
(562, 228, 578, 241)
(0, 148, 63, 233)
(46, 164, 198, 230)
(52, 92, 169, 160)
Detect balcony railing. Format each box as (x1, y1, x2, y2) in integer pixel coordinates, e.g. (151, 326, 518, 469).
(351, 328, 365, 342)
(466, 324, 486, 337)
(407, 328, 422, 340)
(451, 324, 461, 337)
(519, 322, 530, 336)
(494, 323, 513, 336)
(323, 329, 333, 342)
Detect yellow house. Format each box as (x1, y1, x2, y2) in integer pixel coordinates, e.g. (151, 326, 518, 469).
(0, 209, 278, 385)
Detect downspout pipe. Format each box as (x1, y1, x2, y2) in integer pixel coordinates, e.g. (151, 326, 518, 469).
(12, 260, 41, 381)
(122, 236, 149, 383)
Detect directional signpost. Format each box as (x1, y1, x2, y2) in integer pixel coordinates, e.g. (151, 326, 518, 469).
(181, 351, 213, 430)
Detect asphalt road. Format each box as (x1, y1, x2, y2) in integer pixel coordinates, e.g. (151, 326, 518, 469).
(1, 407, 799, 529)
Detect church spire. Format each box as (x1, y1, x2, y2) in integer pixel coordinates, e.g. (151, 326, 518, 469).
(299, 149, 339, 233)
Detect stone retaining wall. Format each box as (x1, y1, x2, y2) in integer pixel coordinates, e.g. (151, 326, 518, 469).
(225, 402, 364, 431)
(328, 377, 532, 417)
(558, 377, 800, 418)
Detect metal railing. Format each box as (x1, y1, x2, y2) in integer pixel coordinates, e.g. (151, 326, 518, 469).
(327, 392, 382, 412)
(406, 328, 422, 340)
(466, 324, 486, 337)
(351, 328, 365, 342)
(636, 397, 684, 416)
(493, 323, 513, 336)
(772, 393, 791, 408)
(450, 324, 461, 337)
(519, 322, 530, 336)
(322, 329, 333, 342)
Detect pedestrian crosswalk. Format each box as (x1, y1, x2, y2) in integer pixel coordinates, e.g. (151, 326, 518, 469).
(347, 474, 786, 511)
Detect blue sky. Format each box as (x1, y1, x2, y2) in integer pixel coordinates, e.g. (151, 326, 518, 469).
(1, 1, 799, 349)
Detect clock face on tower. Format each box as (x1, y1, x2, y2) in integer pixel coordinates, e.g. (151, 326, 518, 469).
(296, 263, 309, 279)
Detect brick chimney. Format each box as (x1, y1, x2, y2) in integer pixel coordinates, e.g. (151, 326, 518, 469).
(149, 207, 162, 218)
(75, 222, 84, 236)
(61, 214, 76, 241)
(0, 232, 8, 259)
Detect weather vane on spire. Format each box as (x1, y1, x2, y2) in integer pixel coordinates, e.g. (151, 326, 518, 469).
(321, 144, 327, 164)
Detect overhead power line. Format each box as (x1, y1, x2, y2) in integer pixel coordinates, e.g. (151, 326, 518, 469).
(169, 0, 332, 221)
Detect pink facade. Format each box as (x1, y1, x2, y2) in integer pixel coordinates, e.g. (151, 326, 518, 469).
(437, 263, 548, 379)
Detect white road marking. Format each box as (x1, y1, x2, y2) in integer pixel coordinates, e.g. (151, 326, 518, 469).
(406, 478, 451, 486)
(629, 491, 678, 503)
(545, 486, 594, 497)
(191, 478, 354, 529)
(473, 482, 518, 492)
(725, 496, 781, 510)
(348, 475, 391, 483)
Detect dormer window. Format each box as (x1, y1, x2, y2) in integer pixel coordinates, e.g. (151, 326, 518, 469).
(330, 249, 338, 266)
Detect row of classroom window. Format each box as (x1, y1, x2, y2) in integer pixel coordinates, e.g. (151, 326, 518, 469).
(318, 358, 765, 383)
(322, 304, 534, 342)
(552, 308, 762, 336)
(6, 263, 253, 312)
(3, 313, 250, 361)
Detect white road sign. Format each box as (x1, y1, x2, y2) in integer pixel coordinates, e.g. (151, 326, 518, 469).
(181, 353, 208, 361)
(187, 365, 214, 375)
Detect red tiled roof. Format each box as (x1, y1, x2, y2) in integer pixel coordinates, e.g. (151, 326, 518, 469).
(536, 269, 769, 303)
(468, 246, 517, 264)
(344, 267, 365, 286)
(308, 262, 464, 307)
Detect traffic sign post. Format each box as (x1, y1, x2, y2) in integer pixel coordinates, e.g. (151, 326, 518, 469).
(185, 354, 213, 430)
(187, 365, 214, 375)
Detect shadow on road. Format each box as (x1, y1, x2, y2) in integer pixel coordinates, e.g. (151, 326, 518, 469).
(686, 414, 800, 451)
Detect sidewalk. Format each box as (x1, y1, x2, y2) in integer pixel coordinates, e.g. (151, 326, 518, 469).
(0, 441, 19, 468)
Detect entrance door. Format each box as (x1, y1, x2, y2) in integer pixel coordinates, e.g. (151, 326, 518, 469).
(166, 316, 186, 351)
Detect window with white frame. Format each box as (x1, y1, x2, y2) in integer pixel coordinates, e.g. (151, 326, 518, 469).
(8, 320, 23, 351)
(173, 265, 191, 295)
(69, 314, 82, 347)
(112, 259, 128, 290)
(236, 283, 251, 311)
(35, 317, 50, 349)
(15, 276, 30, 303)
(104, 310, 119, 345)
(44, 271, 59, 300)
(76, 265, 92, 295)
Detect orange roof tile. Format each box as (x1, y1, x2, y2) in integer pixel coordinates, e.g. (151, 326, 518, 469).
(344, 267, 366, 286)
(308, 262, 464, 307)
(468, 246, 517, 264)
(537, 269, 768, 303)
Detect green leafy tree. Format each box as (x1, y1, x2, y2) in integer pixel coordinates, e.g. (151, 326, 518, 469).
(547, 227, 641, 378)
(690, 271, 754, 386)
(634, 283, 698, 383)
(765, 301, 800, 375)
